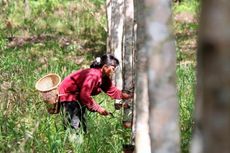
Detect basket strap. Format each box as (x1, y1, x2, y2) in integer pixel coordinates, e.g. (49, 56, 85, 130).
(58, 93, 67, 97)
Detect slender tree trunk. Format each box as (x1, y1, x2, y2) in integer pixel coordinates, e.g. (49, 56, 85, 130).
(122, 0, 134, 93)
(144, 0, 180, 152)
(122, 0, 135, 144)
(106, 0, 112, 53)
(191, 1, 230, 153)
(106, 0, 124, 90)
(134, 0, 151, 152)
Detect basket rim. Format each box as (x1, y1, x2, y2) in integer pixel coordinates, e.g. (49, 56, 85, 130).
(35, 73, 61, 92)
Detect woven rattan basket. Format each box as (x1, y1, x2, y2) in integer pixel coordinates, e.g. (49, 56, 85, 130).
(35, 73, 61, 104)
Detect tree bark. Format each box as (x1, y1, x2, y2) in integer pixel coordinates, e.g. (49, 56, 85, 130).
(106, 0, 124, 90)
(134, 0, 151, 152)
(122, 0, 134, 123)
(191, 1, 230, 153)
(144, 0, 180, 152)
(106, 0, 112, 53)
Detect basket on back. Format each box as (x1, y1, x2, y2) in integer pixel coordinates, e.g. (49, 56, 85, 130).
(35, 73, 61, 114)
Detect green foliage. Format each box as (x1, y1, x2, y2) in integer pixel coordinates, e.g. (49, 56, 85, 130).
(173, 0, 200, 15)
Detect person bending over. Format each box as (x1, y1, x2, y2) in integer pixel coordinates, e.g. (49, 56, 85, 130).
(58, 54, 133, 133)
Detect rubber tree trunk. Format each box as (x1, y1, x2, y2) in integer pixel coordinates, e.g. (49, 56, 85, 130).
(134, 0, 151, 152)
(144, 0, 180, 152)
(122, 0, 135, 144)
(106, 0, 124, 90)
(122, 0, 134, 96)
(106, 0, 112, 53)
(191, 1, 230, 153)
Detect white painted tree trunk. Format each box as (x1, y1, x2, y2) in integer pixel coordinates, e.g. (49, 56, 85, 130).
(191, 1, 230, 153)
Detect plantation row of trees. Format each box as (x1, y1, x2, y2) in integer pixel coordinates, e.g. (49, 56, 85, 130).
(107, 0, 179, 152)
(107, 0, 230, 153)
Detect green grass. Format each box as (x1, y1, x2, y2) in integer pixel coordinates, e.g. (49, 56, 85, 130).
(0, 43, 131, 152)
(0, 0, 131, 152)
(174, 2, 197, 151)
(177, 64, 196, 153)
(0, 0, 197, 152)
(173, 0, 200, 15)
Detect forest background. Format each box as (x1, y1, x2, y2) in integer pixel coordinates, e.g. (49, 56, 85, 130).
(0, 0, 199, 152)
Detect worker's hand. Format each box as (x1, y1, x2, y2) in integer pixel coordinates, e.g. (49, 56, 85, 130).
(98, 108, 110, 116)
(121, 92, 134, 99)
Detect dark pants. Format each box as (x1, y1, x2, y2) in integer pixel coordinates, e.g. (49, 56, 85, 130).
(61, 101, 87, 133)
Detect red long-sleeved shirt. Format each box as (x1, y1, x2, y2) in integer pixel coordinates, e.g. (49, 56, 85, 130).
(58, 68, 122, 112)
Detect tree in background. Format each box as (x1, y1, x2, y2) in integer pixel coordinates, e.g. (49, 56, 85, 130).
(106, 0, 135, 133)
(106, 0, 124, 90)
(122, 0, 136, 149)
(191, 0, 230, 153)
